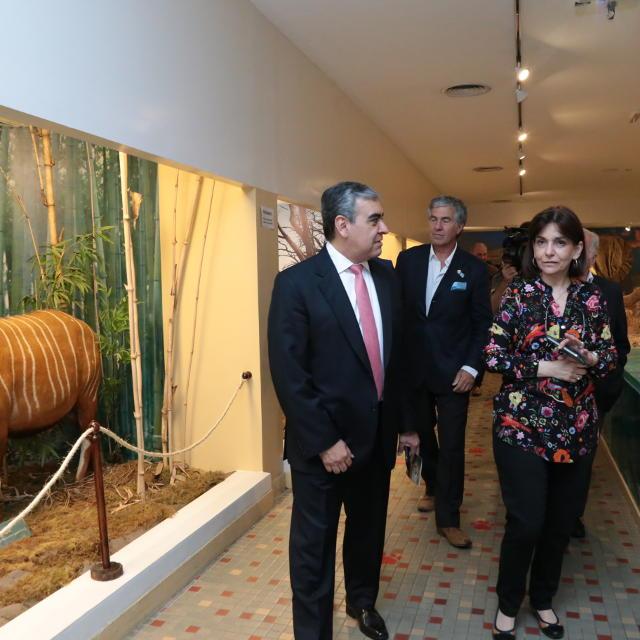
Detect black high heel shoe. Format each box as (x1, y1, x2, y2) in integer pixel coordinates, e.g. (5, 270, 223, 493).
(492, 609, 516, 640)
(532, 609, 564, 639)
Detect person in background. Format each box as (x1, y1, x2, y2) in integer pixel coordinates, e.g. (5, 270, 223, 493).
(396, 195, 491, 549)
(470, 242, 497, 395)
(472, 241, 499, 276)
(484, 206, 617, 640)
(491, 261, 519, 314)
(571, 229, 630, 538)
(268, 181, 419, 640)
(491, 224, 530, 314)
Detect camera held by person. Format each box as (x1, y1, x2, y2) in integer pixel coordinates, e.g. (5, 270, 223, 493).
(491, 223, 529, 314)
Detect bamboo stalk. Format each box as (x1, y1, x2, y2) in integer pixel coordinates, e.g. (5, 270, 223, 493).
(86, 143, 101, 335)
(160, 170, 180, 472)
(182, 179, 216, 442)
(40, 129, 59, 245)
(163, 174, 203, 466)
(29, 126, 46, 207)
(119, 151, 145, 498)
(0, 128, 9, 312)
(0, 165, 45, 284)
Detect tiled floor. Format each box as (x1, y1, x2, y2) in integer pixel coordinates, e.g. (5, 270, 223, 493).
(129, 375, 640, 639)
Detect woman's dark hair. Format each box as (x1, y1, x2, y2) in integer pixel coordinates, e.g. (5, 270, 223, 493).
(522, 206, 586, 278)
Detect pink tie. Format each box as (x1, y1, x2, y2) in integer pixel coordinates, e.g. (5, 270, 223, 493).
(349, 264, 384, 399)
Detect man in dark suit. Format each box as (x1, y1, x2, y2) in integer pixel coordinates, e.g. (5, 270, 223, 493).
(268, 181, 419, 640)
(573, 229, 630, 538)
(396, 195, 492, 549)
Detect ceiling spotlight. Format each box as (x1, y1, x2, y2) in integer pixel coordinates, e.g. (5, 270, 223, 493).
(519, 153, 526, 160)
(516, 88, 528, 103)
(519, 168, 526, 176)
(517, 66, 530, 82)
(518, 131, 528, 142)
(625, 226, 631, 232)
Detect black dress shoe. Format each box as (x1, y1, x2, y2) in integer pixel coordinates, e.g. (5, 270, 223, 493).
(346, 603, 389, 640)
(571, 517, 586, 539)
(532, 609, 564, 639)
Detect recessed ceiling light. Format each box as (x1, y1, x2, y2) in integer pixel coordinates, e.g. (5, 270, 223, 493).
(517, 67, 530, 82)
(443, 84, 492, 98)
(473, 166, 504, 172)
(519, 168, 526, 176)
(518, 131, 528, 142)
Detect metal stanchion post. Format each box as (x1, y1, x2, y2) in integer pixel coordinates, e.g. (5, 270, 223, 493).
(89, 420, 124, 581)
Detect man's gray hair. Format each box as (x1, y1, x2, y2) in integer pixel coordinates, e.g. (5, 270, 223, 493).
(585, 228, 600, 253)
(321, 181, 379, 240)
(428, 195, 467, 226)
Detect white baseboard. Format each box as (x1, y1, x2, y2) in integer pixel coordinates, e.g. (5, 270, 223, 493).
(0, 470, 272, 640)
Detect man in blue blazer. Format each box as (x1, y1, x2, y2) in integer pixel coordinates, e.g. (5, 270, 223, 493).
(268, 182, 419, 640)
(396, 196, 491, 549)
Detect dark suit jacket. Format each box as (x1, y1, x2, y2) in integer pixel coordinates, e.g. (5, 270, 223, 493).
(268, 246, 405, 474)
(395, 244, 492, 394)
(593, 274, 630, 413)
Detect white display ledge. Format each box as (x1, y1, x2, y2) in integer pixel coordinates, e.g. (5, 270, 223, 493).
(0, 470, 273, 640)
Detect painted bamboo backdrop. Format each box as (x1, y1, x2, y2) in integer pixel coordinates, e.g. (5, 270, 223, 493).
(0, 124, 164, 451)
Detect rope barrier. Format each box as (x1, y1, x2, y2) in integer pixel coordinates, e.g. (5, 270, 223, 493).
(0, 375, 249, 539)
(0, 426, 93, 539)
(100, 376, 246, 458)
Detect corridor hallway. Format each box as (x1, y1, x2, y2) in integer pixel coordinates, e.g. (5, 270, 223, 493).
(129, 375, 640, 640)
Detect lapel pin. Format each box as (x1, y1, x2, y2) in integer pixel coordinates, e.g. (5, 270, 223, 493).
(457, 269, 465, 278)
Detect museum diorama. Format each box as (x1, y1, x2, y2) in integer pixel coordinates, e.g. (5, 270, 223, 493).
(0, 123, 255, 624)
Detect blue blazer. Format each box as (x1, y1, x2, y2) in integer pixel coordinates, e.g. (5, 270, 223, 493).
(395, 244, 492, 394)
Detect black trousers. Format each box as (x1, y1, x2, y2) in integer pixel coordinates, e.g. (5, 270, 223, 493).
(416, 387, 470, 528)
(493, 437, 595, 616)
(289, 443, 391, 640)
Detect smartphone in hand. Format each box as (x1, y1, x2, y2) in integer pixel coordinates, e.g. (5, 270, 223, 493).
(546, 335, 588, 365)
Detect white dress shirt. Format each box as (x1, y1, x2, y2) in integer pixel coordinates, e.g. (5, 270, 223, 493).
(425, 245, 457, 315)
(326, 242, 384, 364)
(425, 244, 477, 379)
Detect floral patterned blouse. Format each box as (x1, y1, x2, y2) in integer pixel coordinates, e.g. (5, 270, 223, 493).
(484, 277, 617, 463)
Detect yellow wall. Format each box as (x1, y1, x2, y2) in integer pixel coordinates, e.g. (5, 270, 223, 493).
(158, 166, 281, 481)
(380, 233, 403, 265)
(405, 238, 423, 249)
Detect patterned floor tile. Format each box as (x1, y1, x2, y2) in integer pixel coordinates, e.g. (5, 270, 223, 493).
(128, 375, 640, 639)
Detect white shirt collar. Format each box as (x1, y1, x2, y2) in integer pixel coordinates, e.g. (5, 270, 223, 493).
(429, 243, 457, 267)
(326, 241, 370, 274)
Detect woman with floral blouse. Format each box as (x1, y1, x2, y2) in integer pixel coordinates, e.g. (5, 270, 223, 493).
(484, 206, 617, 640)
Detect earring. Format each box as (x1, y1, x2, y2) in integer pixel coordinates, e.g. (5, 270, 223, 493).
(573, 258, 578, 268)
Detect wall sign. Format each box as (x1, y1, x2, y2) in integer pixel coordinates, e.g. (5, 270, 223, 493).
(260, 206, 275, 230)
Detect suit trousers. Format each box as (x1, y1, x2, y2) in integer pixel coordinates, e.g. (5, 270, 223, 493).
(415, 387, 470, 528)
(288, 437, 391, 640)
(493, 437, 595, 616)
(577, 413, 605, 520)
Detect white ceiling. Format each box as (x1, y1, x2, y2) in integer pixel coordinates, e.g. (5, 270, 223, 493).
(250, 0, 640, 207)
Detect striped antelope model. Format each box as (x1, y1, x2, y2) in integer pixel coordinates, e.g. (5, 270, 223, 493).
(0, 310, 102, 482)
